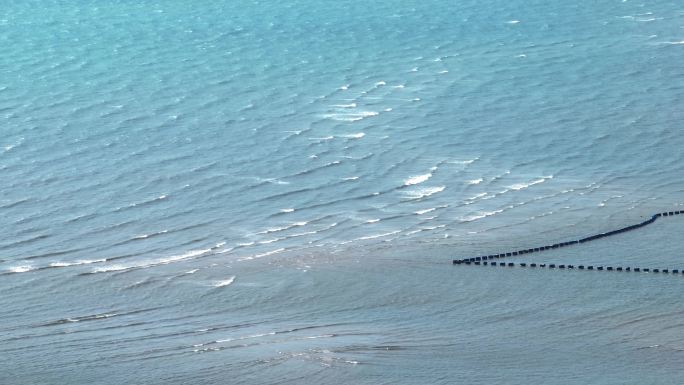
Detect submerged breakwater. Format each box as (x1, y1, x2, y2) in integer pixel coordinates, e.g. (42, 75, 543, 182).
(454, 211, 683, 272)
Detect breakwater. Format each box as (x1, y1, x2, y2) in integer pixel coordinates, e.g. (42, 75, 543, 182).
(453, 211, 682, 273)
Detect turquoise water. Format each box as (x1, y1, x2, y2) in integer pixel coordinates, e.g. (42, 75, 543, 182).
(1, 1, 683, 383)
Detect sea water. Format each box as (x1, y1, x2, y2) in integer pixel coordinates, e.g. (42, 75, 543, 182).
(1, 1, 683, 384)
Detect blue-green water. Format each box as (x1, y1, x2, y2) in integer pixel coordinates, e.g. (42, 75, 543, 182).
(1, 1, 683, 383)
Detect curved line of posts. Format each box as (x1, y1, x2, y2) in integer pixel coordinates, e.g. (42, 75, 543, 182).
(453, 210, 682, 273)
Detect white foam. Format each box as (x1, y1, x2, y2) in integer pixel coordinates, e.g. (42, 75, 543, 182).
(257, 221, 308, 235)
(240, 248, 286, 261)
(507, 175, 553, 191)
(407, 224, 446, 235)
(7, 265, 34, 273)
(366, 219, 380, 224)
(287, 230, 319, 238)
(340, 133, 365, 139)
(448, 158, 478, 165)
(216, 246, 235, 254)
(357, 230, 401, 240)
(122, 194, 168, 210)
(404, 186, 445, 199)
(214, 276, 235, 287)
(280, 208, 295, 213)
(92, 248, 213, 273)
(466, 192, 488, 201)
(133, 230, 168, 240)
(214, 332, 276, 344)
(343, 176, 359, 181)
(660, 40, 684, 45)
(332, 103, 356, 108)
(323, 111, 379, 122)
(461, 209, 504, 222)
(258, 177, 290, 185)
(308, 135, 334, 141)
(415, 207, 436, 215)
(467, 178, 483, 185)
(404, 173, 432, 186)
(49, 259, 107, 267)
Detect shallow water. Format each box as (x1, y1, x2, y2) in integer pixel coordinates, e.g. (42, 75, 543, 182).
(1, 1, 683, 384)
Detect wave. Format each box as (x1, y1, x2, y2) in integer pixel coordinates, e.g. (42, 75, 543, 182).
(403, 186, 445, 199)
(133, 230, 169, 240)
(323, 111, 379, 122)
(5, 264, 35, 273)
(213, 276, 235, 287)
(448, 158, 478, 166)
(285, 160, 342, 178)
(254, 177, 290, 186)
(49, 259, 107, 267)
(192, 332, 278, 351)
(239, 248, 286, 261)
(254, 222, 339, 246)
(307, 135, 334, 141)
(404, 173, 432, 186)
(658, 40, 684, 45)
(36, 308, 157, 327)
(413, 205, 449, 215)
(506, 175, 553, 191)
(114, 194, 168, 212)
(356, 230, 401, 241)
(339, 133, 365, 139)
(256, 221, 308, 235)
(39, 312, 119, 326)
(406, 224, 446, 235)
(465, 192, 488, 202)
(414, 207, 440, 215)
(460, 209, 505, 222)
(90, 247, 215, 273)
(0, 197, 30, 210)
